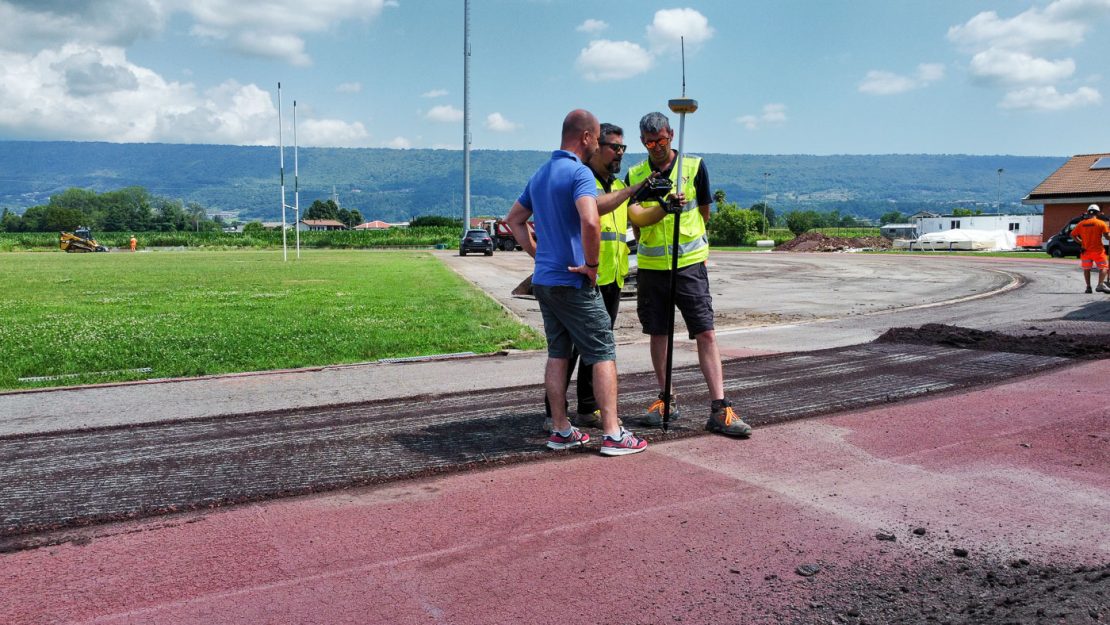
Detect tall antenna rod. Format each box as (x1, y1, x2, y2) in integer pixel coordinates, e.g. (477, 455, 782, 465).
(462, 0, 472, 236)
(293, 99, 301, 259)
(278, 82, 288, 262)
(674, 38, 683, 97)
(661, 37, 698, 432)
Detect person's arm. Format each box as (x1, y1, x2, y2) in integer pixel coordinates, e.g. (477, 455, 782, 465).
(569, 195, 601, 285)
(597, 176, 653, 216)
(505, 201, 535, 258)
(695, 160, 711, 224)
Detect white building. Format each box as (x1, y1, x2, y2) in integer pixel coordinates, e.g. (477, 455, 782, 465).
(914, 214, 1043, 248)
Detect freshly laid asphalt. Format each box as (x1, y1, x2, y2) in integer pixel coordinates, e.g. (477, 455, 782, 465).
(1, 251, 1108, 624)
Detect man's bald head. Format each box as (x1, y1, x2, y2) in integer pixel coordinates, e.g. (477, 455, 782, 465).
(560, 109, 600, 160)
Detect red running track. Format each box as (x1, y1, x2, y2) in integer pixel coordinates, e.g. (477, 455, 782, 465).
(3, 361, 1108, 624)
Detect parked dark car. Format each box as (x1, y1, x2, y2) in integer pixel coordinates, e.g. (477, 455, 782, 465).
(459, 229, 494, 256)
(1043, 214, 1110, 258)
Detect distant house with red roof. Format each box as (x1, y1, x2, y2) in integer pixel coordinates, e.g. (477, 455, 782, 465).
(1023, 153, 1110, 240)
(297, 219, 347, 231)
(354, 220, 392, 230)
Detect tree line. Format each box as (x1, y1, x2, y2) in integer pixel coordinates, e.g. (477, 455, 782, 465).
(0, 187, 220, 233)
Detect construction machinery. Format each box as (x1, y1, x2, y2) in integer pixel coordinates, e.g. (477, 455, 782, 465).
(60, 227, 109, 253)
(480, 218, 533, 251)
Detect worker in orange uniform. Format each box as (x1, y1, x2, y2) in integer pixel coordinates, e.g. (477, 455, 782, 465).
(130, 235, 137, 252)
(1071, 204, 1110, 294)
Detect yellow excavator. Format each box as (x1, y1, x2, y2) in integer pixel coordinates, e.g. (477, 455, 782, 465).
(60, 227, 109, 253)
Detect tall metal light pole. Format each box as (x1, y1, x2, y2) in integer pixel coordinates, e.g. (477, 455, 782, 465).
(996, 168, 1004, 211)
(462, 0, 471, 236)
(762, 171, 770, 235)
(293, 100, 301, 259)
(278, 82, 288, 262)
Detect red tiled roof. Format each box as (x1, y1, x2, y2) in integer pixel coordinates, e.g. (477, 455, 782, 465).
(1026, 153, 1110, 199)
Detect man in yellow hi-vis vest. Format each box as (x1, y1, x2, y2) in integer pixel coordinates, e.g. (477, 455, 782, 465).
(627, 111, 752, 438)
(541, 122, 653, 432)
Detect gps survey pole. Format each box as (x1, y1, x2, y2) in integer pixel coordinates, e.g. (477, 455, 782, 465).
(661, 39, 698, 432)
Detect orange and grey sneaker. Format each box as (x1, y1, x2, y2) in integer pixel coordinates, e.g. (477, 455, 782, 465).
(640, 392, 680, 426)
(705, 399, 752, 437)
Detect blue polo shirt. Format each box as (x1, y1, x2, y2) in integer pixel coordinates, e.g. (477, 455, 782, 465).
(518, 150, 598, 287)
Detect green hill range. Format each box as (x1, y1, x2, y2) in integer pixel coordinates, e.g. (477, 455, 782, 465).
(0, 141, 1064, 222)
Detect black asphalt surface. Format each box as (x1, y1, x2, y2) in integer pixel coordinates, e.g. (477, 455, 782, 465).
(0, 340, 1074, 549)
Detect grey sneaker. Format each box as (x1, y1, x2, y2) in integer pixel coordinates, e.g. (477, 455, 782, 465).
(705, 399, 751, 437)
(542, 416, 553, 433)
(640, 392, 680, 426)
(1097, 283, 1110, 293)
(571, 409, 622, 428)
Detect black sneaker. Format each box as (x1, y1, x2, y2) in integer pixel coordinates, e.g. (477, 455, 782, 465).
(1086, 286, 1094, 294)
(705, 399, 752, 437)
(640, 392, 680, 426)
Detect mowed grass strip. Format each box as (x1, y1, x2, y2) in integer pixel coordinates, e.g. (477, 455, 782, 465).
(0, 250, 544, 390)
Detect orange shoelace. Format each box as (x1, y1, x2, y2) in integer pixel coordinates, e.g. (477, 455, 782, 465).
(721, 406, 737, 426)
(647, 399, 665, 414)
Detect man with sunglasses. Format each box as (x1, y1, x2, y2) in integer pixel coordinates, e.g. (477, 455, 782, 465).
(506, 109, 648, 456)
(541, 122, 656, 432)
(626, 111, 752, 438)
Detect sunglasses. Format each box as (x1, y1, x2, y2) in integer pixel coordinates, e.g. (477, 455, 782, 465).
(642, 136, 671, 149)
(600, 142, 627, 153)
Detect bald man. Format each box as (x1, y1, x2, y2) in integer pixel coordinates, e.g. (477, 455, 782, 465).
(505, 109, 647, 457)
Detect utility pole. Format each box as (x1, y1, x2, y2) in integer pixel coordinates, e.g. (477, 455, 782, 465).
(462, 0, 472, 236)
(996, 168, 1004, 211)
(762, 172, 771, 235)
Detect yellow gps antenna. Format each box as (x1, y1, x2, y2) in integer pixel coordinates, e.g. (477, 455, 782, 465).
(661, 37, 697, 433)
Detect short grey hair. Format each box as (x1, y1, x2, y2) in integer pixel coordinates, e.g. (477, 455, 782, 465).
(639, 112, 671, 135)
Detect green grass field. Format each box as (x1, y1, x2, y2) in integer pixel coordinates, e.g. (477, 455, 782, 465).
(0, 250, 544, 390)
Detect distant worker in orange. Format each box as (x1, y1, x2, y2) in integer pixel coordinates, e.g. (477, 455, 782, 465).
(1071, 204, 1109, 294)
(129, 235, 137, 252)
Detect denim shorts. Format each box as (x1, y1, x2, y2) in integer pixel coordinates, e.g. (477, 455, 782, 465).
(533, 283, 617, 365)
(637, 262, 715, 338)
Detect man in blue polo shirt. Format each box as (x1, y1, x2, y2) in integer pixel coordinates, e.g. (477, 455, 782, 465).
(505, 109, 647, 457)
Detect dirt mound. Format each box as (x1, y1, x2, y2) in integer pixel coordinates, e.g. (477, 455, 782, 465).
(775, 232, 892, 252)
(876, 323, 1110, 360)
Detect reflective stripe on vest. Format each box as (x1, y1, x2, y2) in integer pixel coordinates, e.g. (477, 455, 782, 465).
(628, 155, 708, 270)
(596, 176, 629, 287)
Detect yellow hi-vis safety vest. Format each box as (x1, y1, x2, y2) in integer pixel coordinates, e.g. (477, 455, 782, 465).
(597, 176, 630, 287)
(627, 155, 708, 270)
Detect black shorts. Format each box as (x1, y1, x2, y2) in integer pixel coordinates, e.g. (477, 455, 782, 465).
(636, 262, 715, 338)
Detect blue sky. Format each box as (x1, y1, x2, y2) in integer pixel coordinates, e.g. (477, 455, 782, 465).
(0, 0, 1107, 155)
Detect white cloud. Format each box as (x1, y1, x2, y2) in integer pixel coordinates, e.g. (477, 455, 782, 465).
(0, 43, 370, 146)
(576, 39, 653, 81)
(999, 85, 1102, 110)
(297, 118, 369, 147)
(336, 81, 362, 93)
(968, 49, 1074, 85)
(0, 0, 396, 65)
(576, 18, 608, 35)
(947, 0, 1110, 110)
(485, 112, 520, 132)
(0, 0, 167, 52)
(947, 1, 1108, 53)
(735, 104, 787, 130)
(645, 8, 714, 52)
(421, 89, 448, 98)
(426, 104, 463, 122)
(859, 63, 946, 95)
(386, 136, 412, 149)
